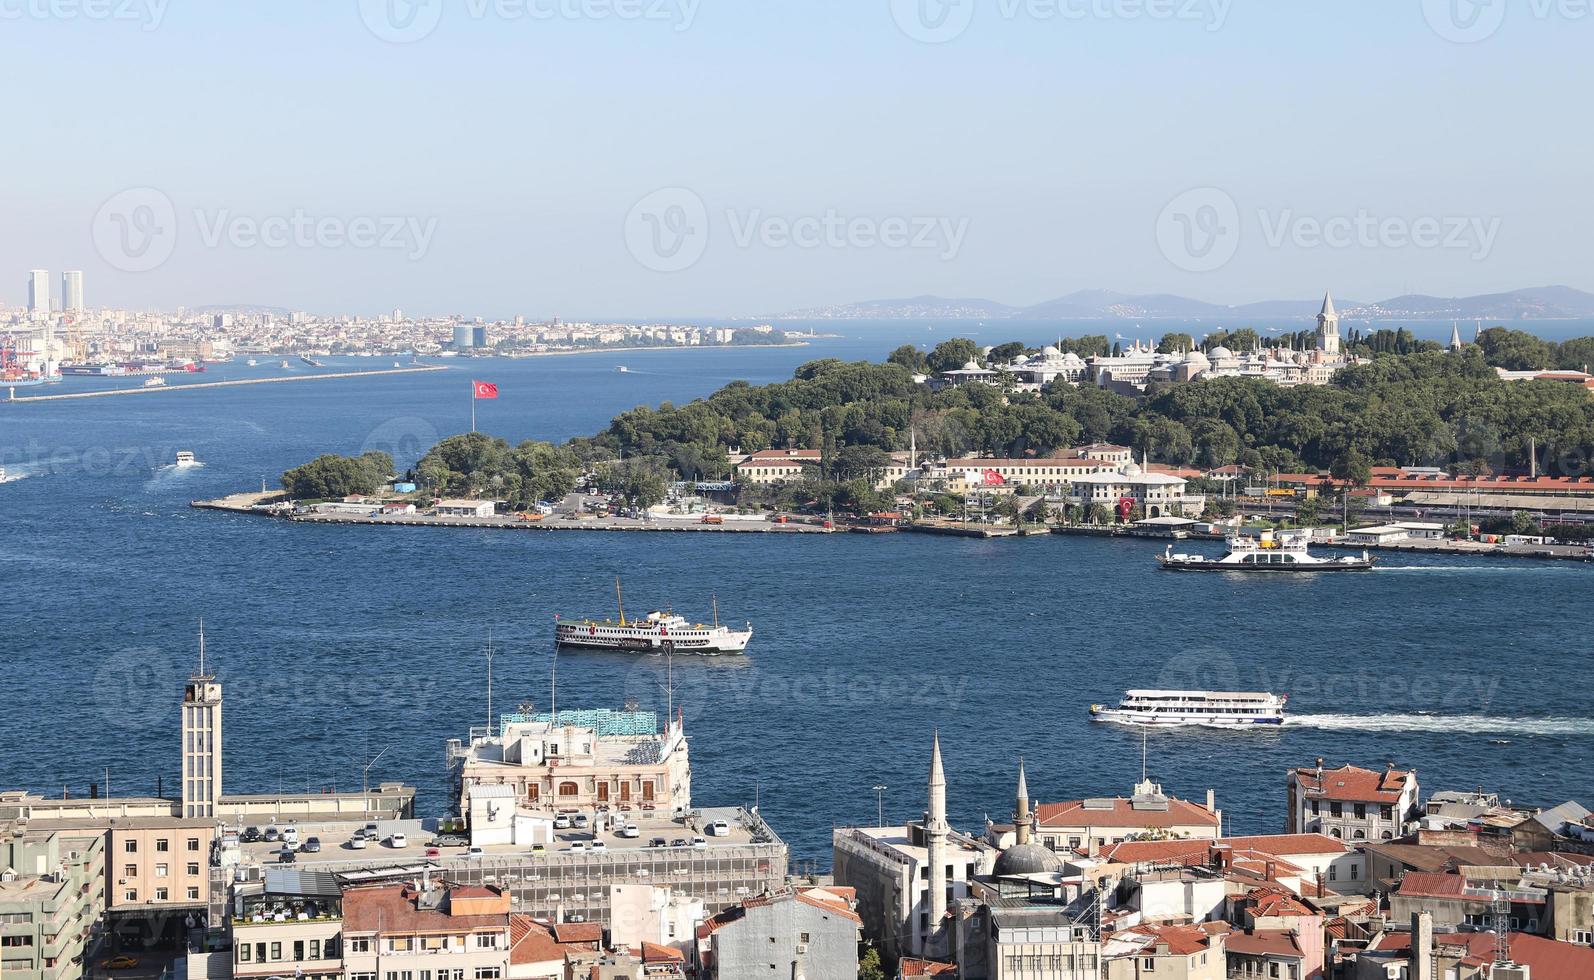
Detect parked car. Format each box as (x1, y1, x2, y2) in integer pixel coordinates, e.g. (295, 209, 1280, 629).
(705, 820, 730, 837)
(100, 956, 140, 970)
(425, 847, 441, 859)
(386, 833, 408, 848)
(590, 840, 607, 852)
(465, 847, 485, 859)
(691, 836, 707, 849)
(530, 843, 546, 854)
(278, 848, 297, 864)
(301, 837, 321, 853)
(648, 838, 668, 849)
(262, 826, 280, 842)
(349, 835, 369, 850)
(240, 827, 262, 843)
(572, 814, 590, 829)
(671, 838, 689, 848)
(553, 814, 572, 830)
(568, 841, 588, 853)
(281, 826, 300, 846)
(619, 823, 641, 839)
(431, 834, 468, 848)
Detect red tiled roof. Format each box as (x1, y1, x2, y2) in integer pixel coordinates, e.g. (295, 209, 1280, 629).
(343, 885, 509, 935)
(899, 958, 958, 977)
(1248, 887, 1319, 918)
(1293, 764, 1413, 804)
(1221, 833, 1349, 856)
(640, 942, 684, 962)
(1139, 923, 1218, 955)
(1037, 797, 1219, 830)
(794, 887, 862, 923)
(1226, 929, 1304, 959)
(1373, 932, 1594, 979)
(1396, 871, 1469, 899)
(1095, 839, 1213, 864)
(553, 922, 603, 944)
(510, 915, 593, 966)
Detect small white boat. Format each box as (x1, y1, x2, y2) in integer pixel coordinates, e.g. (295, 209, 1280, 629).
(616, 365, 630, 373)
(1157, 530, 1373, 572)
(175, 451, 199, 468)
(143, 376, 167, 388)
(246, 358, 259, 367)
(1091, 690, 1288, 728)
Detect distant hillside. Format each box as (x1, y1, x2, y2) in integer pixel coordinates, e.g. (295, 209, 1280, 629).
(775, 286, 1594, 321)
(775, 295, 1019, 320)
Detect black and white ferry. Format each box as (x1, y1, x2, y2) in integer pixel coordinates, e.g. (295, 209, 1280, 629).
(1157, 530, 1373, 572)
(555, 580, 752, 655)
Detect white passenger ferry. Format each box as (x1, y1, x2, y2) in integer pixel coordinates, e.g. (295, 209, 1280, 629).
(555, 580, 752, 655)
(1090, 690, 1288, 728)
(1157, 530, 1372, 572)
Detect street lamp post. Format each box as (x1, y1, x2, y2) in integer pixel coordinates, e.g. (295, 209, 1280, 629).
(872, 784, 888, 828)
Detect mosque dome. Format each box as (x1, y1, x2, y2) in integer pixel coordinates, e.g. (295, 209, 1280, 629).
(994, 842, 1065, 877)
(1209, 346, 1234, 359)
(1120, 461, 1144, 478)
(1042, 345, 1061, 357)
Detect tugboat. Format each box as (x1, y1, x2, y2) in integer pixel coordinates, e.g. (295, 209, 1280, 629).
(555, 579, 752, 654)
(1157, 530, 1373, 572)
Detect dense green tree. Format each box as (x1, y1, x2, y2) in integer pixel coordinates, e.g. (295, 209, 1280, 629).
(281, 451, 393, 499)
(886, 344, 930, 374)
(926, 338, 980, 374)
(1158, 332, 1196, 354)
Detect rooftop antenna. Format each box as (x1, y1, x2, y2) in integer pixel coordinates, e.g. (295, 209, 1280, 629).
(197, 618, 207, 677)
(615, 576, 627, 627)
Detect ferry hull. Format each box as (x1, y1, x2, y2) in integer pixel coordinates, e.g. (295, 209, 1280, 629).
(1091, 711, 1284, 728)
(554, 628, 752, 655)
(1156, 557, 1374, 572)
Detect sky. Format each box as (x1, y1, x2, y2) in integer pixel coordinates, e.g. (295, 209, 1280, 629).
(2, 0, 1589, 318)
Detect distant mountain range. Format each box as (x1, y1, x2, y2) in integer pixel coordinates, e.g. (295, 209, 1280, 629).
(774, 286, 1594, 322)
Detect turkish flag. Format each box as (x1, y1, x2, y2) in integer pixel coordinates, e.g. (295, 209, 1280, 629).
(983, 469, 1006, 486)
(473, 381, 499, 400)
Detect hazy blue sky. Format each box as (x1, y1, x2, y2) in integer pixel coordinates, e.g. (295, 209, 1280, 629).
(3, 1, 1587, 317)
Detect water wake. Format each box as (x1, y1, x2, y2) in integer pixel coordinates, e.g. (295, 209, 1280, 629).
(1289, 713, 1593, 736)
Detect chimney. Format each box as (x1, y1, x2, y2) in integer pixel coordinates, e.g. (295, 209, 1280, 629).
(90, 782, 99, 800)
(1206, 789, 1216, 813)
(1265, 861, 1277, 881)
(1412, 911, 1433, 980)
(1316, 875, 1325, 899)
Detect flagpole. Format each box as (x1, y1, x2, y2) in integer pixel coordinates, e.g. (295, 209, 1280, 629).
(471, 381, 476, 433)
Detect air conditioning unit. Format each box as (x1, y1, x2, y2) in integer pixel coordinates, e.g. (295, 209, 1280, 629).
(796, 944, 809, 954)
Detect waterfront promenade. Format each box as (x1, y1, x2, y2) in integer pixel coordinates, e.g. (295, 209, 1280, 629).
(4, 365, 448, 403)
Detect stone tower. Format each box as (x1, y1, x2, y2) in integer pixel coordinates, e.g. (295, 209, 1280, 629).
(925, 732, 949, 936)
(181, 622, 223, 818)
(1014, 759, 1032, 847)
(1316, 291, 1341, 356)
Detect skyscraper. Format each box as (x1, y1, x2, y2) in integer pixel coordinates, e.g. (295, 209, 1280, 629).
(61, 271, 84, 312)
(181, 623, 223, 819)
(27, 270, 50, 315)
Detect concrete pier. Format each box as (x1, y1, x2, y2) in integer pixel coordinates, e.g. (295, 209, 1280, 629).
(5, 365, 447, 403)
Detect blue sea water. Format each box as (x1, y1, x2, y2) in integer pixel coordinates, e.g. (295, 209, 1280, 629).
(1, 328, 1592, 865)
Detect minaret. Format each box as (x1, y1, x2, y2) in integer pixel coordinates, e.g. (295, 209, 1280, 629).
(925, 732, 949, 937)
(1316, 291, 1341, 356)
(181, 621, 223, 819)
(1014, 759, 1032, 847)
